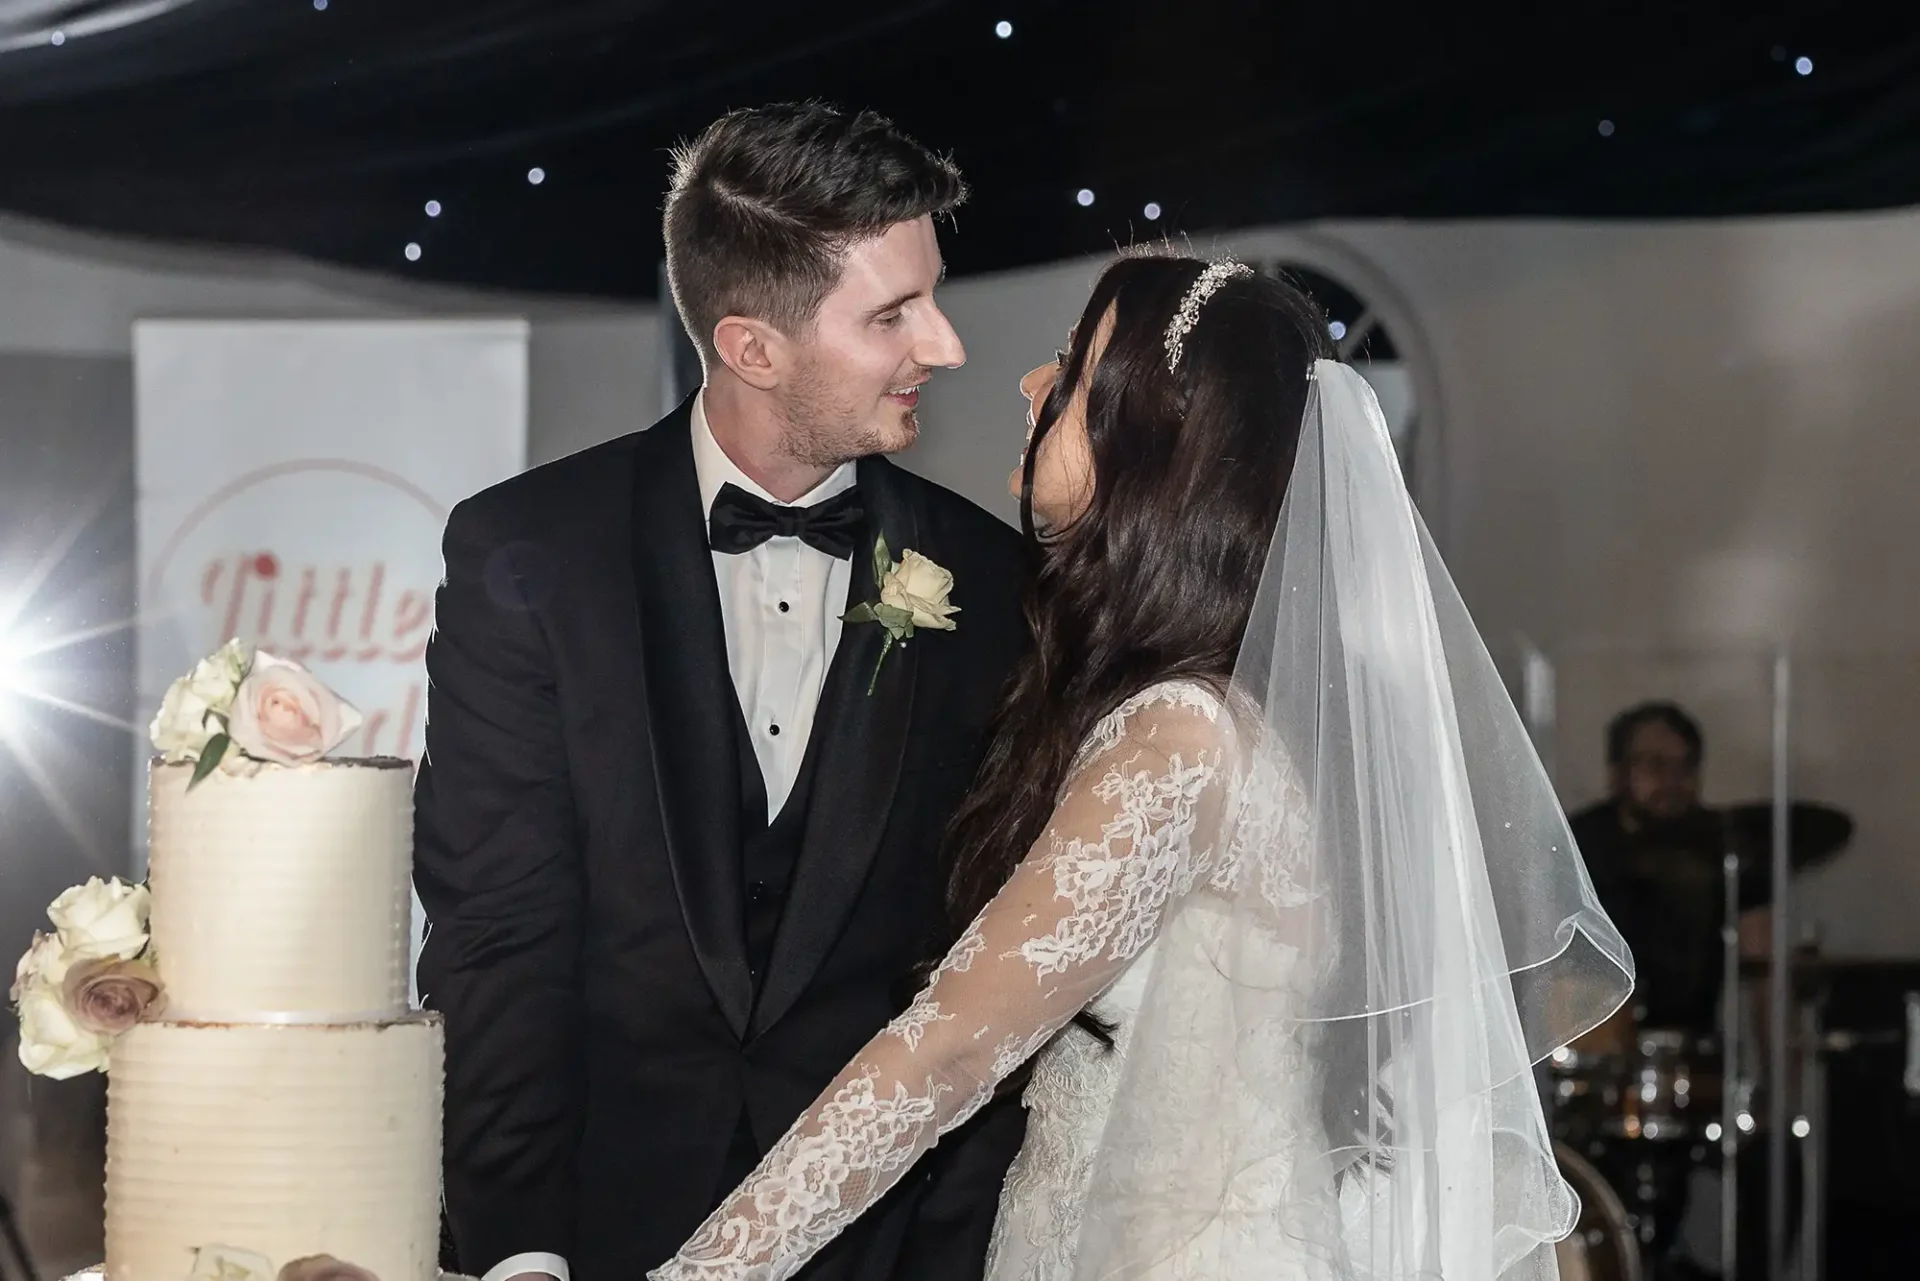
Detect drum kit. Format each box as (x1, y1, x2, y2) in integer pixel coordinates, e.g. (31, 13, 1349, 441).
(1545, 799, 1857, 1281)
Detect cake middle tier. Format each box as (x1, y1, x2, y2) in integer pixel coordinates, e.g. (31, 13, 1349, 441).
(106, 1015, 443, 1281)
(147, 757, 413, 1020)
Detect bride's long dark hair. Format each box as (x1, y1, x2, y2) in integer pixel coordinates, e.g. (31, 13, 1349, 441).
(941, 252, 1331, 1028)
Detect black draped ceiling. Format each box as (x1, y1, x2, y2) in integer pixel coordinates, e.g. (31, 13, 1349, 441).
(0, 0, 1916, 299)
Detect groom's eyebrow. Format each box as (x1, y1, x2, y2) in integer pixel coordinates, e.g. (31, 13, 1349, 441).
(865, 263, 946, 319)
(867, 291, 916, 318)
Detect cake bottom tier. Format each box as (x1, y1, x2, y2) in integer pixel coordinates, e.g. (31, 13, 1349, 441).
(106, 1015, 443, 1281)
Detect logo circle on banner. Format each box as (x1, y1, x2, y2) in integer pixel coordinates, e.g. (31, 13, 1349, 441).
(145, 458, 448, 764)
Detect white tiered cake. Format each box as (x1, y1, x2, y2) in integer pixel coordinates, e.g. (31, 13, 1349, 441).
(104, 756, 441, 1281)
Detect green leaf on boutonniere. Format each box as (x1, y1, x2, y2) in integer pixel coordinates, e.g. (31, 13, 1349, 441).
(871, 533, 892, 586)
(872, 603, 915, 636)
(189, 734, 230, 789)
(842, 602, 878, 626)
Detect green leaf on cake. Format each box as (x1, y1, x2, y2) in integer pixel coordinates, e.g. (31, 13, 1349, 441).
(189, 734, 230, 789)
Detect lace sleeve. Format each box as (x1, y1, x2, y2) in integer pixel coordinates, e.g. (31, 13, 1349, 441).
(647, 683, 1233, 1281)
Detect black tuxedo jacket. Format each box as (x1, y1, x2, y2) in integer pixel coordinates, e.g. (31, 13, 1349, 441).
(415, 398, 1030, 1281)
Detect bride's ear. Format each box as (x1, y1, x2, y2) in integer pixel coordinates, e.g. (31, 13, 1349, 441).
(711, 315, 785, 391)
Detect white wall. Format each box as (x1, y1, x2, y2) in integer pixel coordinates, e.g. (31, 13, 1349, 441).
(923, 213, 1920, 959)
(0, 215, 662, 462)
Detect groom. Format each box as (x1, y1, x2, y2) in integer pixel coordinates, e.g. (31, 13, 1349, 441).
(414, 104, 1029, 1281)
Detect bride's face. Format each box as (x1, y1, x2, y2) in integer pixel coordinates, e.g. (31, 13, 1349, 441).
(1011, 309, 1111, 530)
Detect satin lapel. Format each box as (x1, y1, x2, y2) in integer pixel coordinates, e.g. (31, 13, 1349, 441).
(633, 401, 753, 1038)
(750, 457, 922, 1037)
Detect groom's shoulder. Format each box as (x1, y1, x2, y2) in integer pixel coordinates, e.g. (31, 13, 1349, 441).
(887, 462, 1021, 565)
(450, 429, 648, 537)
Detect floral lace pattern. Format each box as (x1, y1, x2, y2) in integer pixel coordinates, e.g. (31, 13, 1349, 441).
(986, 979, 1150, 1281)
(885, 991, 954, 1052)
(648, 681, 1239, 1281)
(988, 730, 1325, 1280)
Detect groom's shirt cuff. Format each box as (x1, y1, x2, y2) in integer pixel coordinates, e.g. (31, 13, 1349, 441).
(481, 1252, 569, 1281)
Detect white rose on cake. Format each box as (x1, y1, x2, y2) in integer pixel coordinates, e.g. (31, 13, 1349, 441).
(192, 636, 251, 699)
(150, 637, 252, 762)
(47, 876, 151, 961)
(227, 651, 364, 765)
(11, 930, 69, 1001)
(15, 979, 111, 1079)
(150, 678, 218, 762)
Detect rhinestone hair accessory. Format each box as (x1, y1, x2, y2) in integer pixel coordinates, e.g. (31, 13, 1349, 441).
(1164, 260, 1255, 374)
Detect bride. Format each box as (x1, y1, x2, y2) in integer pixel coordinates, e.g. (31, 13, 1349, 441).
(649, 254, 1634, 1280)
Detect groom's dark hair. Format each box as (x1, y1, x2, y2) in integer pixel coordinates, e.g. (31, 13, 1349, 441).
(664, 102, 968, 363)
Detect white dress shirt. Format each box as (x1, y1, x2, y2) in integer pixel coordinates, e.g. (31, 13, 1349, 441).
(480, 394, 856, 1281)
(692, 391, 855, 819)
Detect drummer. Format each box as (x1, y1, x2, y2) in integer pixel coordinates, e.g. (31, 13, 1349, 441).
(1569, 702, 1805, 1279)
(1568, 701, 1771, 1036)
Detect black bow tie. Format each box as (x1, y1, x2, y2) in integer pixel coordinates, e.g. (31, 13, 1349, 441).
(708, 482, 865, 559)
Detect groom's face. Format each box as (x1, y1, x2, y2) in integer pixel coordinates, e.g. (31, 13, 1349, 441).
(778, 216, 964, 465)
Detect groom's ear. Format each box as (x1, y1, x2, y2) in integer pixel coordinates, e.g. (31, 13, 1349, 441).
(712, 315, 786, 391)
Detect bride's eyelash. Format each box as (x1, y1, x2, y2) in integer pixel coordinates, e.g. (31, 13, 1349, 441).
(1054, 349, 1068, 366)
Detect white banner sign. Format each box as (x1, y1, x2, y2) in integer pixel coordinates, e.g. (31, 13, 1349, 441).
(133, 319, 529, 995)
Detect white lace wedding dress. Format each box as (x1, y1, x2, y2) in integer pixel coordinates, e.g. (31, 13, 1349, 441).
(651, 678, 1326, 1281)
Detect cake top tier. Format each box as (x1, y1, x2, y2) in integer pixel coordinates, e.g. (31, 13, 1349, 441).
(144, 749, 416, 1023)
(11, 643, 411, 1079)
(148, 639, 374, 782)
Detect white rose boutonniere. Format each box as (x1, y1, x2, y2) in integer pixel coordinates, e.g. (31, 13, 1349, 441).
(879, 550, 959, 632)
(842, 535, 959, 695)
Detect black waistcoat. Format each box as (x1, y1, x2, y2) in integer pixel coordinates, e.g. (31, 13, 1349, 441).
(733, 697, 823, 989)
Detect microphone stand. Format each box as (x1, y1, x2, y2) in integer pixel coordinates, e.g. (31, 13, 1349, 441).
(1720, 827, 1743, 1281)
(1768, 654, 1793, 1281)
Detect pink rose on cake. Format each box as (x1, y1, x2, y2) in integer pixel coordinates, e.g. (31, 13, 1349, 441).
(63, 957, 166, 1034)
(278, 1255, 383, 1281)
(226, 651, 364, 766)
(151, 641, 365, 785)
(188, 1245, 278, 1281)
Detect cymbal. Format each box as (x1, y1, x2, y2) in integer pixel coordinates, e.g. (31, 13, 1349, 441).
(1633, 802, 1852, 865)
(1738, 950, 1841, 979)
(1620, 802, 1852, 909)
(1718, 800, 1854, 868)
